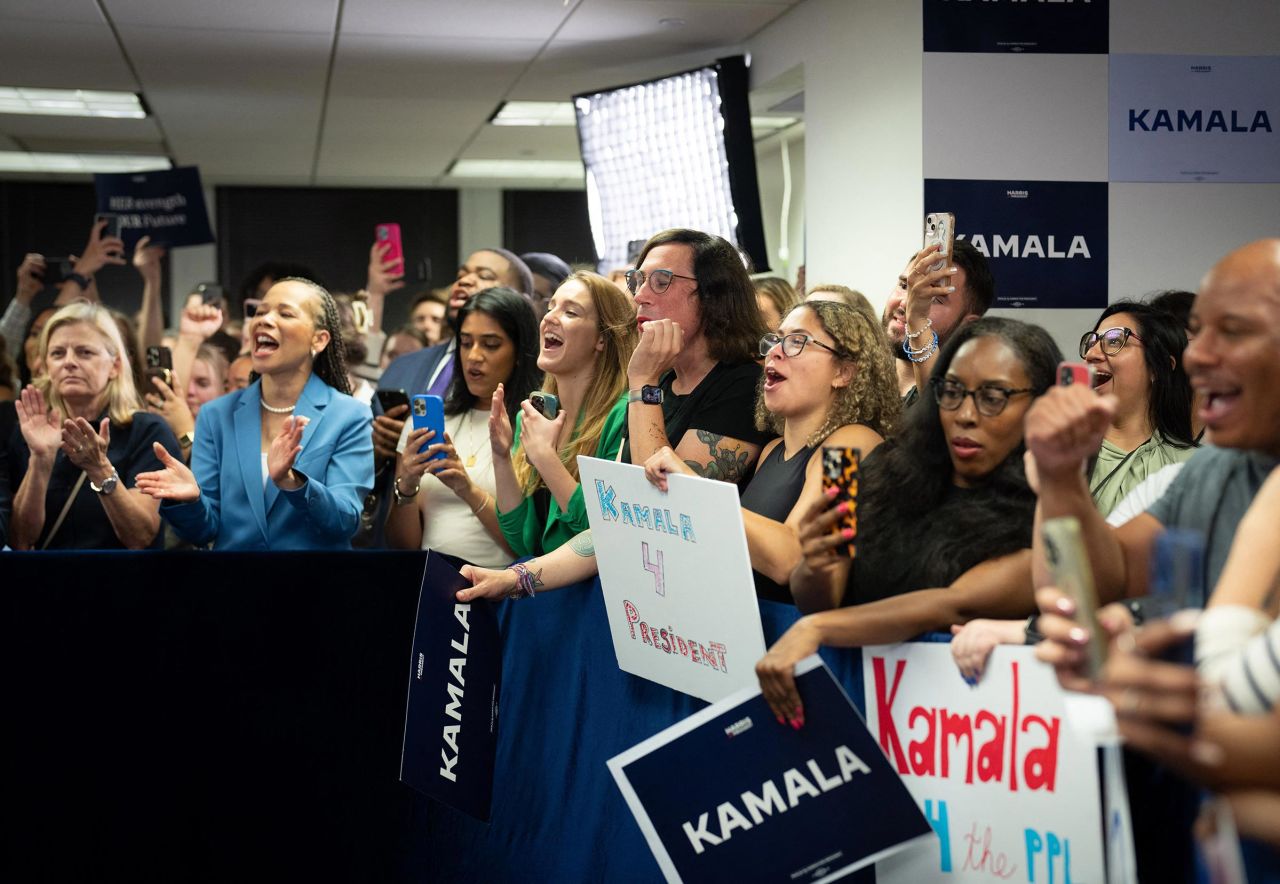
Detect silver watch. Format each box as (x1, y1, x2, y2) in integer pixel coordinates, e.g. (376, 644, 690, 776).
(90, 468, 120, 496)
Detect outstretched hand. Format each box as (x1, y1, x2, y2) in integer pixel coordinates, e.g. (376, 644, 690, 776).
(136, 441, 201, 502)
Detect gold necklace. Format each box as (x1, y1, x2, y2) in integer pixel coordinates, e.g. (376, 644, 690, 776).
(459, 408, 488, 468)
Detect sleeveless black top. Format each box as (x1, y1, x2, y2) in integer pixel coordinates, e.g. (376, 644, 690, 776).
(740, 441, 814, 604)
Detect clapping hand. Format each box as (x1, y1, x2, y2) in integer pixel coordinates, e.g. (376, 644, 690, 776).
(136, 442, 200, 502)
(61, 415, 112, 475)
(489, 385, 513, 457)
(268, 415, 310, 489)
(15, 386, 64, 461)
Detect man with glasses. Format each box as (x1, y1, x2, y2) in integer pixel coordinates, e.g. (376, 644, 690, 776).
(1027, 238, 1280, 607)
(620, 228, 773, 487)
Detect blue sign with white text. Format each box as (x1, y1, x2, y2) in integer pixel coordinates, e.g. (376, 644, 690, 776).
(923, 0, 1108, 54)
(925, 178, 1108, 310)
(93, 165, 215, 250)
(609, 658, 931, 883)
(400, 552, 501, 821)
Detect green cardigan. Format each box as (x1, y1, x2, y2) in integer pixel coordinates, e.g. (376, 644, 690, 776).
(497, 394, 628, 556)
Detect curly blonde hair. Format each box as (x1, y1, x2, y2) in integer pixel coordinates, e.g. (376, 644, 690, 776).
(36, 302, 143, 425)
(755, 299, 900, 446)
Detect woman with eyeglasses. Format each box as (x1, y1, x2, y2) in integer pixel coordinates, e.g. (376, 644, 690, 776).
(644, 299, 900, 602)
(755, 318, 1063, 724)
(1077, 301, 1197, 518)
(620, 228, 773, 487)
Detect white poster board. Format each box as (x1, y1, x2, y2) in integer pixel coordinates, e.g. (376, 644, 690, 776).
(577, 456, 765, 703)
(863, 643, 1113, 883)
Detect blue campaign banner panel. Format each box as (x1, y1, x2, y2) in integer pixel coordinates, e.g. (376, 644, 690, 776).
(611, 660, 931, 883)
(400, 552, 502, 821)
(923, 0, 1108, 54)
(93, 165, 215, 249)
(1110, 54, 1280, 183)
(925, 178, 1108, 310)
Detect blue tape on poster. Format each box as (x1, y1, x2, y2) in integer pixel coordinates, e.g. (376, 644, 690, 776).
(400, 551, 502, 821)
(923, 0, 1108, 55)
(93, 165, 215, 249)
(925, 178, 1108, 310)
(609, 656, 932, 883)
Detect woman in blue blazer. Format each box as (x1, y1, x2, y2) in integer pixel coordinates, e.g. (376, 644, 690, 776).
(137, 278, 374, 550)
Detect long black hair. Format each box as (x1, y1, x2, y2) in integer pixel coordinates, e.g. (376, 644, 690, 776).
(856, 318, 1063, 590)
(1092, 301, 1195, 448)
(445, 287, 541, 422)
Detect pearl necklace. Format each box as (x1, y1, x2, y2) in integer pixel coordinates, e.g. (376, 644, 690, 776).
(260, 397, 297, 414)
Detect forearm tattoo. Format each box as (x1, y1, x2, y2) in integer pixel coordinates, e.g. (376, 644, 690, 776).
(569, 530, 595, 558)
(684, 430, 750, 484)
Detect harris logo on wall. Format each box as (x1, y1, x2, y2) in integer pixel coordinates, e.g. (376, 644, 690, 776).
(1110, 55, 1280, 182)
(925, 179, 1108, 310)
(923, 0, 1108, 54)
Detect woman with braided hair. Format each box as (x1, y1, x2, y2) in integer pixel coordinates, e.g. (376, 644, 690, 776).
(137, 278, 375, 549)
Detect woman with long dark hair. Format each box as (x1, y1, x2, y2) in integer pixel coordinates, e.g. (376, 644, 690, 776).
(755, 317, 1063, 723)
(386, 287, 540, 566)
(136, 278, 374, 550)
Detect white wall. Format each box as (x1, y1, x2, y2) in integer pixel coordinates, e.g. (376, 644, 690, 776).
(747, 0, 1280, 355)
(753, 127, 806, 283)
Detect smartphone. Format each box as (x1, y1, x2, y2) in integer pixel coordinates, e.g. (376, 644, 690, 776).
(195, 282, 225, 306)
(821, 446, 860, 558)
(243, 297, 264, 320)
(529, 391, 560, 420)
(1041, 516, 1106, 679)
(923, 212, 956, 277)
(375, 223, 404, 277)
(411, 394, 446, 459)
(37, 256, 72, 287)
(1057, 361, 1096, 388)
(376, 388, 410, 414)
(145, 345, 174, 388)
(95, 212, 123, 240)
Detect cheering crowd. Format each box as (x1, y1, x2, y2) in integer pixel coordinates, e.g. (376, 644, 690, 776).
(2, 217, 1279, 878)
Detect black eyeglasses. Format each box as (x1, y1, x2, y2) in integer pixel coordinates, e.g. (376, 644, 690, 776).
(1079, 326, 1143, 359)
(625, 268, 697, 296)
(930, 377, 1034, 417)
(759, 332, 848, 359)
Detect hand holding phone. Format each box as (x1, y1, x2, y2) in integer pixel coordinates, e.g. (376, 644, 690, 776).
(375, 223, 404, 278)
(1057, 361, 1096, 389)
(376, 388, 410, 415)
(1041, 516, 1106, 679)
(529, 391, 560, 420)
(411, 394, 446, 460)
(923, 212, 956, 277)
(145, 345, 174, 389)
(821, 446, 860, 558)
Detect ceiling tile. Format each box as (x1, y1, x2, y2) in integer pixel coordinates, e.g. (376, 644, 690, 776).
(104, 0, 340, 34)
(340, 0, 570, 39)
(0, 21, 137, 90)
(328, 34, 541, 101)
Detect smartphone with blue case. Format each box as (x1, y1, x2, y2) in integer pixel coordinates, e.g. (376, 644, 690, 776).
(411, 394, 446, 459)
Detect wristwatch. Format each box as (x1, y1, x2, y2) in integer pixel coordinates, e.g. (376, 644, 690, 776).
(64, 271, 92, 290)
(628, 385, 663, 406)
(177, 431, 195, 448)
(90, 468, 120, 496)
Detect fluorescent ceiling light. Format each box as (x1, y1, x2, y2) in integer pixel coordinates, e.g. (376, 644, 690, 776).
(0, 87, 147, 119)
(0, 151, 172, 173)
(490, 101, 578, 127)
(448, 159, 584, 180)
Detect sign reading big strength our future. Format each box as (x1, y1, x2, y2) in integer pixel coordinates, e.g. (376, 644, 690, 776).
(577, 456, 765, 703)
(863, 644, 1114, 883)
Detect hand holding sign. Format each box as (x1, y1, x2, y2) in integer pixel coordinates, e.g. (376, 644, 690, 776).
(642, 446, 694, 493)
(754, 618, 821, 728)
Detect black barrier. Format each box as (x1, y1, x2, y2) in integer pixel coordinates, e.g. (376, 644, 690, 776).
(3, 550, 429, 883)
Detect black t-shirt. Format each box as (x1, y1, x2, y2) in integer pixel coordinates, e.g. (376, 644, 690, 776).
(621, 360, 773, 486)
(740, 441, 814, 604)
(2, 406, 181, 549)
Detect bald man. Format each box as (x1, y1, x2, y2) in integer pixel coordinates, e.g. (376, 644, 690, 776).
(1025, 238, 1280, 605)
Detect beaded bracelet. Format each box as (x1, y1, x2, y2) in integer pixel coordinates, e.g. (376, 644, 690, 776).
(904, 317, 932, 340)
(902, 328, 939, 363)
(506, 562, 538, 600)
(392, 475, 420, 505)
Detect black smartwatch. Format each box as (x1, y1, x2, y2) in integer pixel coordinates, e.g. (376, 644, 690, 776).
(64, 271, 92, 290)
(628, 385, 663, 406)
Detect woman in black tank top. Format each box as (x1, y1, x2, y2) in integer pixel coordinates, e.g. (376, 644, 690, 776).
(645, 300, 901, 604)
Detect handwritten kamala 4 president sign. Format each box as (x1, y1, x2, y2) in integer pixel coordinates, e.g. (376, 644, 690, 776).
(1110, 55, 1280, 183)
(610, 657, 932, 884)
(577, 456, 765, 703)
(863, 643, 1109, 884)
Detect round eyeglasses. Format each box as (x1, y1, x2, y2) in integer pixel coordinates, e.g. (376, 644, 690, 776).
(759, 332, 848, 359)
(1079, 326, 1143, 359)
(930, 377, 1034, 417)
(625, 268, 697, 296)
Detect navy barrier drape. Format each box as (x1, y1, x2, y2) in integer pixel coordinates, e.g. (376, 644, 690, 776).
(4, 551, 872, 883)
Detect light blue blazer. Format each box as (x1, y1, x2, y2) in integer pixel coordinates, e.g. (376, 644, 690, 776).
(162, 374, 374, 550)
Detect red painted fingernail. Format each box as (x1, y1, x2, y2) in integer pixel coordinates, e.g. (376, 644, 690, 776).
(841, 528, 854, 540)
(776, 714, 786, 725)
(835, 502, 850, 515)
(824, 485, 839, 499)
(790, 718, 801, 730)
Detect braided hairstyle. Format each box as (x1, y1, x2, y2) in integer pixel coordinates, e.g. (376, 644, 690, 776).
(275, 277, 352, 395)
